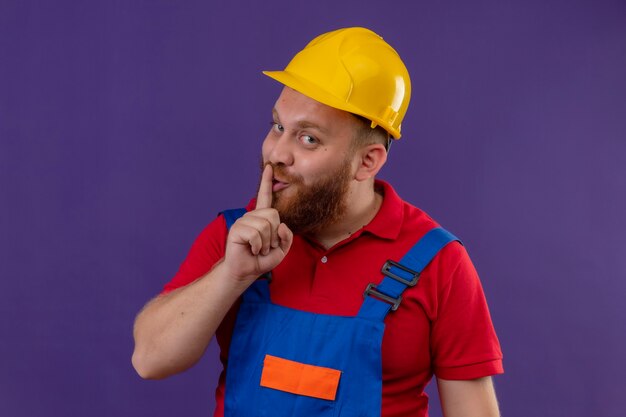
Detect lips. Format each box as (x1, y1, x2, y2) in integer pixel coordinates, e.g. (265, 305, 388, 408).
(272, 178, 289, 192)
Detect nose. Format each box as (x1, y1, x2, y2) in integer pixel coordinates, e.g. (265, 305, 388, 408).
(264, 133, 294, 166)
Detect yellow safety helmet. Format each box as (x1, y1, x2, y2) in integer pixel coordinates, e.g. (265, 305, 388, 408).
(263, 27, 411, 139)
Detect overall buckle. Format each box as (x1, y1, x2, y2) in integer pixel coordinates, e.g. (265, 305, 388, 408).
(381, 260, 420, 286)
(362, 260, 420, 312)
(363, 283, 401, 311)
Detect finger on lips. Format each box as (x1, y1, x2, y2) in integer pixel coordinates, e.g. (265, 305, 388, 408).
(238, 164, 288, 257)
(254, 164, 280, 250)
(256, 164, 273, 210)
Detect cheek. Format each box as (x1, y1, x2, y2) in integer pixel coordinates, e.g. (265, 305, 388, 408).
(298, 158, 340, 185)
(295, 159, 320, 183)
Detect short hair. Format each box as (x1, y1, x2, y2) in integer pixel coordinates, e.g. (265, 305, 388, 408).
(351, 114, 391, 151)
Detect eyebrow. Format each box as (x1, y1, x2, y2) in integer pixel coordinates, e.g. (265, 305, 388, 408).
(272, 108, 330, 136)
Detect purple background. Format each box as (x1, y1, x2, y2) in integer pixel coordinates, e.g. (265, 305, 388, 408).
(1, 1, 625, 416)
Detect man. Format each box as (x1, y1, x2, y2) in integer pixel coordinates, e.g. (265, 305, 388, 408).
(132, 27, 503, 417)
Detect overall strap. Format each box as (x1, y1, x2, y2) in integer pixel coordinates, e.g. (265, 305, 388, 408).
(357, 227, 461, 321)
(219, 207, 272, 303)
(220, 208, 247, 230)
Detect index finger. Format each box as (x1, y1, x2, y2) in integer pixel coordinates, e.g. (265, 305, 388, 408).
(256, 164, 273, 209)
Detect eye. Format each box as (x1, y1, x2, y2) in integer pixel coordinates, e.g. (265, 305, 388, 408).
(270, 122, 284, 133)
(300, 134, 318, 145)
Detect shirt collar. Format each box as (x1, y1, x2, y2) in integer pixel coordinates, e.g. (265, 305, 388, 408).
(361, 179, 404, 240)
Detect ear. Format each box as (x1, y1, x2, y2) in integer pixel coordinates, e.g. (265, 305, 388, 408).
(353, 143, 388, 182)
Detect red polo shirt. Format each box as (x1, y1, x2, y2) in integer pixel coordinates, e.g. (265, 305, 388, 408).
(163, 180, 503, 417)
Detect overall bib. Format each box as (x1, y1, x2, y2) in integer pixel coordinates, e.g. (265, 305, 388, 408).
(220, 208, 459, 417)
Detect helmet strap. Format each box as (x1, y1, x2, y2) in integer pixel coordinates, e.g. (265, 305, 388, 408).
(385, 137, 392, 153)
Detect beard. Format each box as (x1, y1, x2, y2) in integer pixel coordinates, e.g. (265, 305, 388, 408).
(260, 158, 352, 235)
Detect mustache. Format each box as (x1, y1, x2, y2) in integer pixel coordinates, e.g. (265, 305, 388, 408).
(261, 161, 304, 185)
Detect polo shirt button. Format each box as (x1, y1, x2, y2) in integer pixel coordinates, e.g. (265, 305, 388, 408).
(321, 256, 328, 264)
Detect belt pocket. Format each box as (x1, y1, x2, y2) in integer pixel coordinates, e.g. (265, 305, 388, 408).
(260, 354, 341, 401)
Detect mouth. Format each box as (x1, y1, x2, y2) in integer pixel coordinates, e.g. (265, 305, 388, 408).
(272, 177, 289, 192)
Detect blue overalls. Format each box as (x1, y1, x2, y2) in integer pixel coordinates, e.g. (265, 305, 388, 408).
(220, 208, 459, 417)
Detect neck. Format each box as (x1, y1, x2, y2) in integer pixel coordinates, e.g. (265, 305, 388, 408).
(312, 180, 382, 249)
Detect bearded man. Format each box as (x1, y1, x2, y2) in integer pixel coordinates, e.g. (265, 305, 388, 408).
(132, 27, 503, 417)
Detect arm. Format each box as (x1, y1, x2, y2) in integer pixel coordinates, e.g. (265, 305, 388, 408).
(437, 377, 500, 417)
(430, 245, 503, 415)
(132, 260, 251, 379)
(132, 165, 292, 379)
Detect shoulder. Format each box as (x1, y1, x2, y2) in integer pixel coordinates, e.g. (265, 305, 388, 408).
(389, 189, 476, 292)
(161, 202, 254, 294)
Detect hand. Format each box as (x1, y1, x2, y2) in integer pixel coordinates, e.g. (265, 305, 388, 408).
(223, 164, 293, 283)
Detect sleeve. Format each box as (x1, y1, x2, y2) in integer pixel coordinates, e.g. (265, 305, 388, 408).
(161, 214, 228, 294)
(430, 243, 504, 380)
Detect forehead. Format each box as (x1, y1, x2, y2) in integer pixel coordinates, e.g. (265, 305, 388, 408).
(273, 87, 357, 136)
